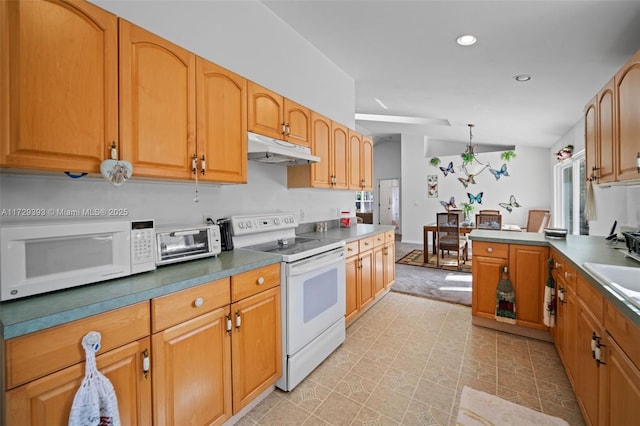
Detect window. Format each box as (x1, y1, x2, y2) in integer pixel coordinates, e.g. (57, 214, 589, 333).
(554, 151, 589, 235)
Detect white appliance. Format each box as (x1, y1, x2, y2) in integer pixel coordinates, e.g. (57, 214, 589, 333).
(0, 220, 156, 301)
(247, 132, 320, 165)
(155, 224, 221, 266)
(231, 213, 346, 391)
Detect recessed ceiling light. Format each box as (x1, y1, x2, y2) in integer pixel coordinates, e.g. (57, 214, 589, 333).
(514, 74, 532, 82)
(456, 35, 477, 46)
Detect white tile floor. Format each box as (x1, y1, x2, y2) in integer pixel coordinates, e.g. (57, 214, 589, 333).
(237, 290, 585, 425)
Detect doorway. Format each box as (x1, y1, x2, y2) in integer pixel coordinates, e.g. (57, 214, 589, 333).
(379, 178, 400, 233)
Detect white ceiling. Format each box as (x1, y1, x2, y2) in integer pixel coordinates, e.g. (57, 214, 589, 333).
(262, 0, 640, 150)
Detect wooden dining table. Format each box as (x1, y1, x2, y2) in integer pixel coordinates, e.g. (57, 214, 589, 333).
(423, 224, 475, 263)
(423, 223, 523, 263)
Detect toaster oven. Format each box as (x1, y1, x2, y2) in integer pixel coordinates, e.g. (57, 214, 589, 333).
(155, 225, 221, 266)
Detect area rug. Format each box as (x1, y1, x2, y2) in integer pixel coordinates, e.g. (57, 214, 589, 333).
(456, 386, 569, 426)
(391, 262, 472, 306)
(396, 249, 472, 273)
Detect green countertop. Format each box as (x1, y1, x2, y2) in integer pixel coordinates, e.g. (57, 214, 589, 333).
(0, 224, 395, 340)
(470, 230, 640, 327)
(0, 249, 282, 340)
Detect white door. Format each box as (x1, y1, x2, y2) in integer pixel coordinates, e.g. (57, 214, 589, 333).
(379, 179, 400, 231)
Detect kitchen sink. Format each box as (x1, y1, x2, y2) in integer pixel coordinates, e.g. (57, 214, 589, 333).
(583, 262, 640, 308)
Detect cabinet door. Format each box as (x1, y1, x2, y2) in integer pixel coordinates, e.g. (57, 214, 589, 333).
(310, 112, 332, 187)
(284, 98, 310, 146)
(472, 256, 506, 320)
(119, 20, 196, 179)
(509, 244, 549, 330)
(597, 79, 616, 183)
(196, 58, 247, 183)
(361, 136, 374, 191)
(345, 254, 359, 324)
(1, 0, 117, 173)
(383, 242, 396, 289)
(614, 50, 640, 181)
(359, 250, 375, 311)
(152, 307, 232, 426)
(247, 82, 283, 139)
(602, 334, 640, 426)
(575, 300, 604, 426)
(348, 130, 362, 189)
(555, 284, 577, 387)
(231, 286, 282, 413)
(373, 245, 385, 297)
(6, 337, 152, 426)
(584, 98, 598, 183)
(332, 122, 350, 189)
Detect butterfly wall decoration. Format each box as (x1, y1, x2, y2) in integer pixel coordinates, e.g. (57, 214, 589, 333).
(489, 163, 510, 180)
(458, 175, 476, 188)
(440, 196, 456, 211)
(439, 161, 455, 176)
(499, 195, 521, 213)
(467, 192, 483, 204)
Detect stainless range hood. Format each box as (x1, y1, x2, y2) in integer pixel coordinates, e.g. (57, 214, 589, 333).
(247, 132, 320, 166)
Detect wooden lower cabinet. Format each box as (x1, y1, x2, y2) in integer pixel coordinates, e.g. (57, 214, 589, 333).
(345, 233, 394, 326)
(6, 337, 152, 425)
(231, 286, 282, 413)
(509, 244, 549, 331)
(471, 241, 508, 320)
(601, 334, 640, 425)
(4, 266, 282, 426)
(152, 307, 232, 426)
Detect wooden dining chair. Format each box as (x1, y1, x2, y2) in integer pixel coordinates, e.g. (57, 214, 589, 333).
(526, 210, 551, 232)
(475, 212, 502, 230)
(436, 212, 468, 269)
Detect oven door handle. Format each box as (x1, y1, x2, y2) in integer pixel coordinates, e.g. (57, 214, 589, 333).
(288, 252, 345, 277)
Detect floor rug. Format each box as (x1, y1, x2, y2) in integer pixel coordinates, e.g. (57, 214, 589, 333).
(391, 262, 472, 306)
(456, 386, 569, 426)
(396, 249, 472, 273)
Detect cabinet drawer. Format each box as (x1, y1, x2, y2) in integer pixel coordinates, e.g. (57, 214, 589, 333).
(151, 278, 230, 332)
(472, 241, 508, 259)
(232, 263, 280, 302)
(5, 301, 150, 389)
(577, 275, 604, 323)
(605, 299, 640, 369)
(345, 240, 359, 257)
(384, 230, 395, 243)
(359, 236, 375, 252)
(373, 232, 386, 247)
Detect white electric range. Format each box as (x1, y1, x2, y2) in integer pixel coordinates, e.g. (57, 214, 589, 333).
(231, 213, 346, 391)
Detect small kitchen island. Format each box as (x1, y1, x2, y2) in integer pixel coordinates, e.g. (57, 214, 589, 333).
(469, 229, 640, 426)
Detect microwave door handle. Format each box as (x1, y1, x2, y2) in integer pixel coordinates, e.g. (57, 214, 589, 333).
(171, 230, 200, 237)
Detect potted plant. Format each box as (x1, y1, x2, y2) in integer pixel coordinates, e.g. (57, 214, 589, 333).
(461, 202, 476, 225)
(430, 157, 441, 167)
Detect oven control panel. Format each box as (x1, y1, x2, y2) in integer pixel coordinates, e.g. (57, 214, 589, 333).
(231, 213, 297, 236)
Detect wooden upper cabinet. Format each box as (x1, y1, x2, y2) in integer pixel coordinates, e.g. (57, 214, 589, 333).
(119, 20, 196, 180)
(614, 49, 640, 181)
(584, 97, 598, 183)
(596, 79, 616, 183)
(1, 0, 117, 173)
(247, 81, 310, 145)
(283, 98, 311, 147)
(361, 135, 374, 191)
(196, 58, 247, 183)
(348, 130, 362, 189)
(247, 82, 285, 139)
(332, 122, 349, 189)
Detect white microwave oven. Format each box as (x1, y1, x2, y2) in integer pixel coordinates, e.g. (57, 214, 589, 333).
(0, 220, 156, 301)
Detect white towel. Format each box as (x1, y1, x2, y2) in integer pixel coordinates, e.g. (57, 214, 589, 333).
(544, 285, 556, 327)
